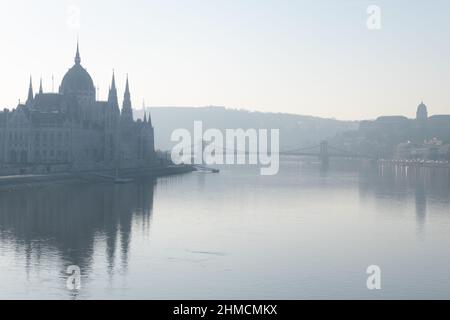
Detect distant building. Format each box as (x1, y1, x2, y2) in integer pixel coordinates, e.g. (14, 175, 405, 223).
(0, 43, 155, 174)
(416, 102, 428, 122)
(359, 102, 450, 143)
(394, 138, 450, 160)
(348, 102, 450, 159)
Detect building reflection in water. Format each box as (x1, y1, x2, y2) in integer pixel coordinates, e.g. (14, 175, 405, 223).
(0, 179, 155, 283)
(359, 161, 450, 238)
(415, 180, 427, 238)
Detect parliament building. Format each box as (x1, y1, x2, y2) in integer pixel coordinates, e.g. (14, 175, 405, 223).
(0, 43, 155, 174)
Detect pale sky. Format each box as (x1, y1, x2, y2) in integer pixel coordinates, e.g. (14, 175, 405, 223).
(0, 0, 449, 120)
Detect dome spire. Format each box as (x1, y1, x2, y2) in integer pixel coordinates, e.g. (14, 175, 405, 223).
(75, 39, 81, 65)
(60, 41, 95, 96)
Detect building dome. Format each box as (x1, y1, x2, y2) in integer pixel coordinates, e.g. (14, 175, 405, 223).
(60, 65, 95, 94)
(416, 101, 428, 121)
(59, 43, 95, 96)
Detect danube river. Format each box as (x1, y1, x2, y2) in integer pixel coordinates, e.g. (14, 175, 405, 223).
(0, 159, 450, 299)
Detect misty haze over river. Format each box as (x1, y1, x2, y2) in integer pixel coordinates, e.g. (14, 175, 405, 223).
(1, 158, 449, 299)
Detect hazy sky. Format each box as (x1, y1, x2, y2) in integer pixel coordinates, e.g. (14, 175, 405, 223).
(0, 0, 449, 120)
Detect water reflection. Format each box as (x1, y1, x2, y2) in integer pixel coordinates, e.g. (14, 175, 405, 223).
(1, 161, 450, 299)
(0, 179, 155, 286)
(359, 163, 450, 238)
(415, 180, 427, 237)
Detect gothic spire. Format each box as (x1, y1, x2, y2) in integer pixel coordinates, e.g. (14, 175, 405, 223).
(123, 74, 131, 109)
(147, 110, 152, 127)
(124, 74, 130, 97)
(27, 76, 33, 104)
(75, 40, 81, 65)
(121, 74, 133, 121)
(39, 77, 43, 94)
(111, 70, 116, 90)
(108, 70, 119, 108)
(142, 100, 146, 123)
(142, 99, 152, 126)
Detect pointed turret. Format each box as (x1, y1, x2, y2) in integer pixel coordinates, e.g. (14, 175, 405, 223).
(26, 76, 33, 104)
(75, 40, 81, 65)
(142, 100, 152, 127)
(108, 70, 119, 109)
(39, 77, 43, 94)
(121, 74, 133, 122)
(111, 70, 116, 90)
(147, 109, 152, 127)
(124, 75, 130, 97)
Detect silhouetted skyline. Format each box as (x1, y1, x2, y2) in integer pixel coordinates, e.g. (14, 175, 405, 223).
(1, 1, 450, 120)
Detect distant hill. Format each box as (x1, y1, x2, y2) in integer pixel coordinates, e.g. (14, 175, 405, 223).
(135, 106, 358, 151)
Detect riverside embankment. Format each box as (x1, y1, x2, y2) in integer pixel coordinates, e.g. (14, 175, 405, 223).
(0, 165, 195, 190)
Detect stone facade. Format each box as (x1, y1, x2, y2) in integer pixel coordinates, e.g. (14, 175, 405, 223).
(0, 43, 155, 174)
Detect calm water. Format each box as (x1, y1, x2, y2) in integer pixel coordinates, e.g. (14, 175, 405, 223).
(1, 159, 450, 299)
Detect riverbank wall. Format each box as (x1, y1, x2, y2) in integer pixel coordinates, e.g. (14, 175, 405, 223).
(0, 165, 195, 190)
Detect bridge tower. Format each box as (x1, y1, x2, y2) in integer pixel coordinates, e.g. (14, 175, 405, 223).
(319, 140, 329, 168)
